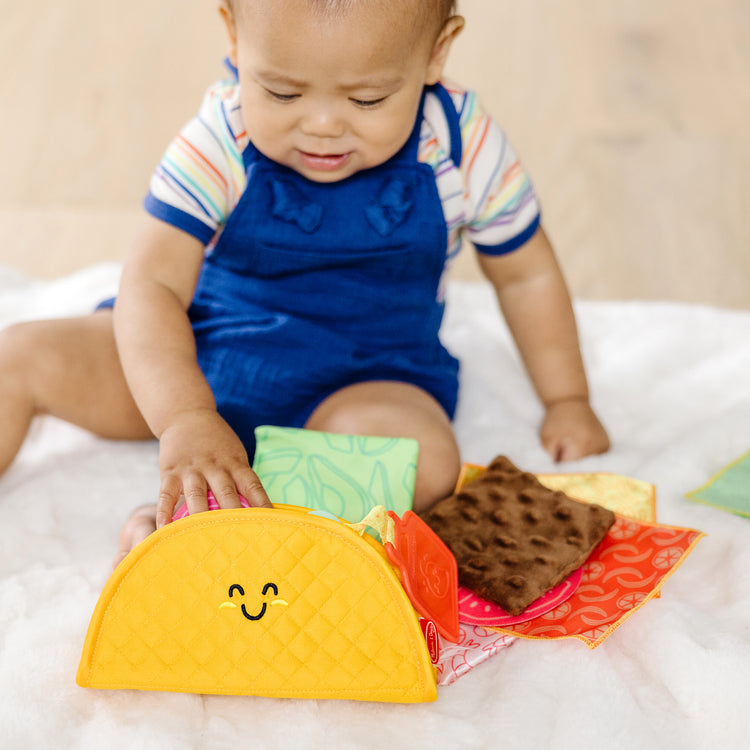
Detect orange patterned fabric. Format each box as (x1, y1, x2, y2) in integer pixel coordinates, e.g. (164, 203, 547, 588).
(488, 516, 703, 647)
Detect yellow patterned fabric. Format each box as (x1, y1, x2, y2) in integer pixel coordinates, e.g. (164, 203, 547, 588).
(77, 506, 436, 703)
(456, 465, 656, 522)
(536, 473, 656, 523)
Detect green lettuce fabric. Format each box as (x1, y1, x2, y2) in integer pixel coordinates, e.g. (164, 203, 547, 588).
(687, 449, 750, 518)
(252, 426, 417, 521)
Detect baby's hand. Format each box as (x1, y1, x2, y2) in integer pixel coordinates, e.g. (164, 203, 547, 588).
(155, 408, 272, 527)
(540, 398, 610, 463)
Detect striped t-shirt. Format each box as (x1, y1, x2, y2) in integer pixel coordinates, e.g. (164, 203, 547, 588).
(145, 79, 541, 279)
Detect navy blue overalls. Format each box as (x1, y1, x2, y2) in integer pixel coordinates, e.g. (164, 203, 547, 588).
(187, 86, 461, 457)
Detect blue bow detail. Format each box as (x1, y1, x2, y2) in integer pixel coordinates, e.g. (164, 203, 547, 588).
(365, 178, 414, 237)
(270, 179, 324, 233)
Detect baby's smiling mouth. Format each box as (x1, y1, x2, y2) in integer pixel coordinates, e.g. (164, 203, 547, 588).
(298, 151, 352, 172)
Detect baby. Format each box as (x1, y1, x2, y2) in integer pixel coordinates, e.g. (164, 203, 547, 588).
(0, 0, 608, 563)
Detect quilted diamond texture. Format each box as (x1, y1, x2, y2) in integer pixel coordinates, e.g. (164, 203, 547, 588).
(77, 508, 436, 703)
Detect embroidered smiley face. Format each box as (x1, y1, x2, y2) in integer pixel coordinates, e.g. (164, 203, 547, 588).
(219, 582, 289, 621)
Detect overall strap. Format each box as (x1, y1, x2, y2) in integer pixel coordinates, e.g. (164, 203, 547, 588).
(428, 83, 463, 167)
(400, 83, 463, 166)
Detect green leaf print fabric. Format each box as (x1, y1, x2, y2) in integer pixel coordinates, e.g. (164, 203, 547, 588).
(687, 449, 750, 518)
(252, 426, 417, 521)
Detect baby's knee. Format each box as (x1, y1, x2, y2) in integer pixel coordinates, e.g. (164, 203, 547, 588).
(412, 440, 461, 514)
(306, 389, 382, 436)
(0, 318, 100, 406)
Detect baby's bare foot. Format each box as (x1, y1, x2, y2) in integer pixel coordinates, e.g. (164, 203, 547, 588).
(112, 504, 158, 569)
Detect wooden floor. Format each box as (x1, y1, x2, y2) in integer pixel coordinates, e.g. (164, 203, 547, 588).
(1, 0, 747, 308)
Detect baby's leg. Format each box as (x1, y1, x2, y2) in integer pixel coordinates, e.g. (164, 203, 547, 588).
(0, 310, 151, 474)
(305, 381, 461, 513)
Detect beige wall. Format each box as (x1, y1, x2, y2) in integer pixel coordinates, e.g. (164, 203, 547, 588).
(1, 1, 748, 308)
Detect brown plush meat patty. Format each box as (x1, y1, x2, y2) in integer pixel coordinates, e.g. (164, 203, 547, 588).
(420, 456, 616, 616)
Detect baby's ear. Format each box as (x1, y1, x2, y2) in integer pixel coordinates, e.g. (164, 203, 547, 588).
(219, 1, 239, 68)
(425, 16, 465, 85)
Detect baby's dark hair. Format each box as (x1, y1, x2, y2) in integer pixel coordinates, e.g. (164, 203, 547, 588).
(314, 0, 458, 26)
(227, 1, 459, 32)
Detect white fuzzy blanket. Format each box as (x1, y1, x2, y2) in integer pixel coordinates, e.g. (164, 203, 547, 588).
(1, 263, 749, 750)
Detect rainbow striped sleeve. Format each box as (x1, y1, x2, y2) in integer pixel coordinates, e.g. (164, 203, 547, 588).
(144, 81, 247, 245)
(454, 88, 540, 254)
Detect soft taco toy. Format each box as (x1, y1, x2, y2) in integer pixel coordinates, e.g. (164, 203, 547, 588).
(77, 504, 458, 703)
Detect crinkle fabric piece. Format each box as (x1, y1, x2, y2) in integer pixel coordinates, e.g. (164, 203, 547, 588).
(435, 625, 516, 686)
(420, 456, 616, 615)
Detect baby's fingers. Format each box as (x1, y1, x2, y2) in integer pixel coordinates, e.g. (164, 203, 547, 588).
(182, 473, 210, 516)
(234, 466, 273, 509)
(203, 464, 271, 510)
(156, 474, 183, 528)
(209, 478, 245, 510)
(540, 433, 570, 463)
(547, 437, 583, 463)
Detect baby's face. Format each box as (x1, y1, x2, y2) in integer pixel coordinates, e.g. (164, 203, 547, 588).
(222, 0, 460, 183)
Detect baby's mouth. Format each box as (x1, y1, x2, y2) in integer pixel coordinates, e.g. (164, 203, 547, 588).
(297, 151, 352, 172)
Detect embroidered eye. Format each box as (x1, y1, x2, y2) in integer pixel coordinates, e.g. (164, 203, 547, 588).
(228, 583, 245, 597)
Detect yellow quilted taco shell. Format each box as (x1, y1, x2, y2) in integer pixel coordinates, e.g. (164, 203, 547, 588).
(77, 506, 436, 703)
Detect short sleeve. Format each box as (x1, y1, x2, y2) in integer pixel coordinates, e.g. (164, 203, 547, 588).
(144, 80, 247, 245)
(459, 91, 541, 255)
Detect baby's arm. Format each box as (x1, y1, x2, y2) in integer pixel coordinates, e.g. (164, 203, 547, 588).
(113, 216, 271, 526)
(476, 226, 610, 461)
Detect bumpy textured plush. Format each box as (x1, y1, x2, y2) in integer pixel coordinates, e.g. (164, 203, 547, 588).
(420, 456, 616, 615)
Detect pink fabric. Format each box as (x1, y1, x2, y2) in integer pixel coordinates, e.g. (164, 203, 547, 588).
(435, 625, 516, 686)
(171, 491, 251, 520)
(457, 568, 583, 627)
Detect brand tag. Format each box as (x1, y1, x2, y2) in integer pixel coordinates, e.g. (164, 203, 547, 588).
(419, 618, 441, 664)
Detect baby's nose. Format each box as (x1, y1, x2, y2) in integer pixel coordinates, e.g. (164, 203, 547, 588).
(299, 103, 346, 139)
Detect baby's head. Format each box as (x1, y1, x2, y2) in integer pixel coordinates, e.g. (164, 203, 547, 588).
(220, 0, 464, 182)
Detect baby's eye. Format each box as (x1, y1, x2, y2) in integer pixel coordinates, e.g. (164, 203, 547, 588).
(350, 96, 388, 109)
(265, 89, 300, 103)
